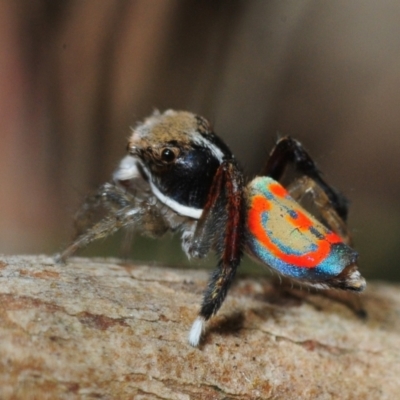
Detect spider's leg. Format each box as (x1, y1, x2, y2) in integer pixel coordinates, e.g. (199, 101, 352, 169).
(188, 162, 227, 259)
(57, 213, 135, 263)
(262, 136, 349, 221)
(72, 183, 133, 238)
(188, 161, 244, 346)
(120, 226, 136, 261)
(275, 276, 366, 318)
(57, 183, 168, 263)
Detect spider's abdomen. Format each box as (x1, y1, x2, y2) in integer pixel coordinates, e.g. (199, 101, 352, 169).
(245, 177, 358, 283)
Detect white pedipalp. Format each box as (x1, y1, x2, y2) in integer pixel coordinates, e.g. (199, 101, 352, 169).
(113, 155, 141, 182)
(188, 317, 205, 347)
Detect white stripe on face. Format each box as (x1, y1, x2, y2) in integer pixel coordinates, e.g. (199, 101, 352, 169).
(137, 162, 204, 219)
(192, 135, 225, 163)
(149, 180, 203, 219)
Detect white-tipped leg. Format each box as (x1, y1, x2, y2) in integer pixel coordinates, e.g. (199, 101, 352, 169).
(188, 317, 205, 347)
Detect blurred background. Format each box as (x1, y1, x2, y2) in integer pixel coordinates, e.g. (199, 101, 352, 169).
(1, 0, 400, 280)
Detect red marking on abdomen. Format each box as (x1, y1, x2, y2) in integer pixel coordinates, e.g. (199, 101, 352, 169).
(269, 182, 288, 198)
(326, 231, 342, 244)
(286, 209, 313, 231)
(248, 195, 336, 268)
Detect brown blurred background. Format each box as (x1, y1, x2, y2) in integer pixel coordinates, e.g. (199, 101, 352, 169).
(1, 0, 400, 280)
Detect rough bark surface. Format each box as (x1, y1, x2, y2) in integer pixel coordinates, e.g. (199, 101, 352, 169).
(0, 255, 398, 399)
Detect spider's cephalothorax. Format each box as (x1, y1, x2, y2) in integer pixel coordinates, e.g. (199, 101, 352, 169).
(58, 109, 366, 347)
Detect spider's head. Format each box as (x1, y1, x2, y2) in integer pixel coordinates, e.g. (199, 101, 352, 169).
(127, 110, 234, 218)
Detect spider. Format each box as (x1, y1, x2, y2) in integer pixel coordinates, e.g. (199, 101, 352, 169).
(58, 110, 366, 347)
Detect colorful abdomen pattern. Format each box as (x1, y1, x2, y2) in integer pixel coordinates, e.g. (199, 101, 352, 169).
(245, 177, 357, 282)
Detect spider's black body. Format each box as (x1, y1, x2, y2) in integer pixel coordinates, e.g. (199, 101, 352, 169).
(59, 110, 365, 347)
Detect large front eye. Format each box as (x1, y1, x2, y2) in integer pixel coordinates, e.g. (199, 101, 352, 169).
(161, 148, 177, 163)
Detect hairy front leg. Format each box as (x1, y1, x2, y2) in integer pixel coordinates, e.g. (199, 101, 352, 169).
(188, 162, 244, 346)
(57, 183, 168, 263)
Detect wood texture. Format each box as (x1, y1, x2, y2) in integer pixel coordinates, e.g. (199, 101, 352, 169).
(0, 255, 398, 399)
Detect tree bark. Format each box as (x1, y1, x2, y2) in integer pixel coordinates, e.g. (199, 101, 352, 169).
(0, 255, 398, 399)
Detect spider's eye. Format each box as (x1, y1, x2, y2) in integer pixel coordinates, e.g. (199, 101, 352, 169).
(161, 148, 176, 163)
